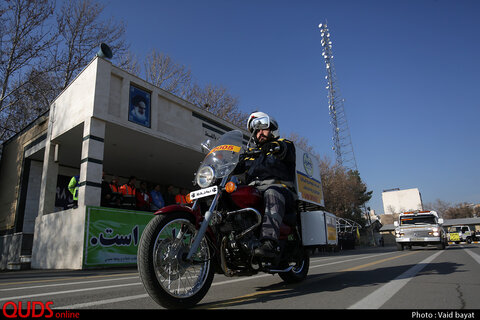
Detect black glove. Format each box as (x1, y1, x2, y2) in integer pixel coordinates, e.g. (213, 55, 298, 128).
(262, 141, 282, 155)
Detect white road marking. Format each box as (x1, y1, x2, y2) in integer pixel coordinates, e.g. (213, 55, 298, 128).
(464, 248, 480, 265)
(0, 283, 140, 302)
(54, 251, 397, 309)
(2, 250, 397, 309)
(55, 294, 149, 309)
(348, 250, 443, 309)
(0, 276, 139, 292)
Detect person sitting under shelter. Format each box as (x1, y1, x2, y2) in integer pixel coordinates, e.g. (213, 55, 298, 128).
(150, 184, 165, 211)
(136, 181, 152, 211)
(120, 176, 136, 209)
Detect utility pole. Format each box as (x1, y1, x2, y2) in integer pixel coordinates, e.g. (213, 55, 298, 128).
(318, 21, 358, 172)
(318, 21, 375, 245)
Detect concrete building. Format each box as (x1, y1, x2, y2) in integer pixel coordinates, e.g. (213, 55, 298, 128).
(0, 56, 248, 270)
(382, 188, 423, 215)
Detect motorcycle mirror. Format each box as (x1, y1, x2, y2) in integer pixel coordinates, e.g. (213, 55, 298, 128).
(201, 139, 212, 153)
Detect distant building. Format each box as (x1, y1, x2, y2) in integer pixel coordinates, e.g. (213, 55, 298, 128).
(382, 188, 423, 214)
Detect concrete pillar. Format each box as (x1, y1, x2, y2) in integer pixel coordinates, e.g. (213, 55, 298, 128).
(38, 140, 58, 217)
(78, 117, 106, 207)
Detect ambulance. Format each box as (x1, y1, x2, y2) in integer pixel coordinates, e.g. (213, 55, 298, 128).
(394, 210, 447, 250)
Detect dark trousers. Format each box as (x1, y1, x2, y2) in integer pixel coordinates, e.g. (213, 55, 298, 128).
(259, 185, 295, 241)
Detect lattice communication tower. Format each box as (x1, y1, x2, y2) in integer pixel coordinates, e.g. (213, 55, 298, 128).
(319, 22, 358, 172)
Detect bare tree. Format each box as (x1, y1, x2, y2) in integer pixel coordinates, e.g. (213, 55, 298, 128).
(1, 0, 245, 141)
(118, 50, 140, 77)
(187, 83, 247, 127)
(140, 49, 247, 127)
(55, 0, 128, 89)
(320, 157, 371, 224)
(4, 67, 56, 134)
(287, 132, 317, 155)
(424, 199, 452, 217)
(0, 0, 56, 117)
(425, 200, 476, 219)
(144, 49, 192, 98)
(287, 132, 372, 225)
(0, 0, 130, 142)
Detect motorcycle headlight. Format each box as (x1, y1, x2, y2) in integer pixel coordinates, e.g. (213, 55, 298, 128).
(196, 166, 215, 188)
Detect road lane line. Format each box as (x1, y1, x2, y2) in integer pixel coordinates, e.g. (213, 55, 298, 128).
(0, 276, 139, 292)
(54, 294, 149, 309)
(348, 250, 443, 309)
(340, 251, 417, 272)
(208, 251, 396, 288)
(53, 251, 397, 309)
(464, 249, 480, 265)
(197, 289, 289, 309)
(310, 251, 396, 270)
(0, 282, 141, 302)
(200, 252, 417, 309)
(0, 272, 138, 287)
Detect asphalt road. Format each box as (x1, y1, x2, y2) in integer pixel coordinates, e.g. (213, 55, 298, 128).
(1, 244, 480, 312)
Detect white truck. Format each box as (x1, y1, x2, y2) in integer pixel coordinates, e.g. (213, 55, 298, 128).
(394, 210, 447, 250)
(447, 225, 479, 244)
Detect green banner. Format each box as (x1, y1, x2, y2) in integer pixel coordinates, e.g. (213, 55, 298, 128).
(83, 206, 155, 268)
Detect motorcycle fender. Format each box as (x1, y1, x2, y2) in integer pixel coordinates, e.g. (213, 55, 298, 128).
(154, 204, 195, 215)
(154, 204, 204, 230)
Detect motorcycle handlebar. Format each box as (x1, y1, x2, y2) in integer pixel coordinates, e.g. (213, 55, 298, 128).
(244, 149, 262, 157)
(243, 144, 280, 157)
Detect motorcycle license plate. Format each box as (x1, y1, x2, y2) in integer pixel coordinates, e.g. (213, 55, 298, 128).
(189, 186, 218, 200)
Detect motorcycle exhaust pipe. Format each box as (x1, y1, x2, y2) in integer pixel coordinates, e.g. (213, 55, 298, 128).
(267, 265, 295, 273)
(226, 208, 262, 240)
(220, 236, 236, 277)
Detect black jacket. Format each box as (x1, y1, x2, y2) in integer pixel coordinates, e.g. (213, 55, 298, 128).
(236, 138, 296, 188)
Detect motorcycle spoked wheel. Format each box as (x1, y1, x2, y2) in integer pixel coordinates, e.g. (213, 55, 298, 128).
(278, 244, 310, 283)
(137, 212, 214, 309)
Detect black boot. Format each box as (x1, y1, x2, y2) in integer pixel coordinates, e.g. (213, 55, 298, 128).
(254, 239, 278, 258)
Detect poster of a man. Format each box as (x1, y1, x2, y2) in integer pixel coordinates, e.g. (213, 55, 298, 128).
(129, 85, 151, 127)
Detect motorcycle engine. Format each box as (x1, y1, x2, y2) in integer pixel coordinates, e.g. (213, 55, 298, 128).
(220, 210, 260, 266)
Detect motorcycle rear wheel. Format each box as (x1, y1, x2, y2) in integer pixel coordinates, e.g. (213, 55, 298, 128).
(137, 212, 214, 309)
(279, 246, 310, 283)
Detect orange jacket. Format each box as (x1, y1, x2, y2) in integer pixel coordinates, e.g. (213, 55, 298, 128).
(120, 184, 136, 196)
(110, 183, 121, 193)
(175, 194, 187, 204)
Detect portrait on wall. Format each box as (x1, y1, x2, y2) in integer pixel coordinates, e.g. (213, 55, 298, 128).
(129, 85, 151, 128)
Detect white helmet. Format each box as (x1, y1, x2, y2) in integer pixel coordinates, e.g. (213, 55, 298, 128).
(247, 111, 279, 137)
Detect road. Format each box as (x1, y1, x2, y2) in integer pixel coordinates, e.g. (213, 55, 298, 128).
(1, 244, 480, 312)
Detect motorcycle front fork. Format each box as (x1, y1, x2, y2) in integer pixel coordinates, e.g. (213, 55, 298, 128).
(185, 176, 228, 261)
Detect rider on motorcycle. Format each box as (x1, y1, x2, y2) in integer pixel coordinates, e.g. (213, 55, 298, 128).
(235, 111, 297, 258)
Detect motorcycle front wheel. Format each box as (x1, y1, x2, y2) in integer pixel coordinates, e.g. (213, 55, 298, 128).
(137, 211, 214, 309)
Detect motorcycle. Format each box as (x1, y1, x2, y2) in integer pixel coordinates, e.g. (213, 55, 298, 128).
(137, 116, 309, 309)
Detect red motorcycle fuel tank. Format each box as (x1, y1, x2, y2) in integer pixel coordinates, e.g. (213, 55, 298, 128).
(230, 185, 293, 239)
(229, 185, 263, 210)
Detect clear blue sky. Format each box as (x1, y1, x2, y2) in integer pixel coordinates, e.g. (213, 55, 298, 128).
(102, 0, 480, 215)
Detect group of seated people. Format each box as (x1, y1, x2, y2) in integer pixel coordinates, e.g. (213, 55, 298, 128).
(100, 174, 190, 212)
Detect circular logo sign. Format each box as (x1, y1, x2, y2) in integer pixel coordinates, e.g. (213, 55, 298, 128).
(303, 153, 314, 178)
